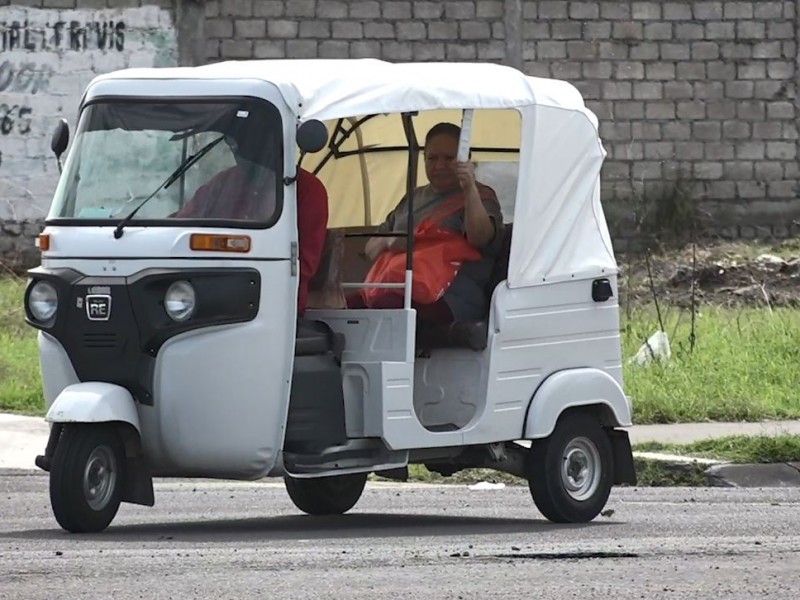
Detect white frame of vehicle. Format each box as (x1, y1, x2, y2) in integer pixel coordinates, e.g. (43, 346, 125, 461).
(26, 59, 635, 533)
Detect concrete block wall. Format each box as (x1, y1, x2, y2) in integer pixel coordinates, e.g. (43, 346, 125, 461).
(520, 0, 800, 238)
(204, 1, 509, 64)
(2, 0, 800, 268)
(205, 0, 800, 238)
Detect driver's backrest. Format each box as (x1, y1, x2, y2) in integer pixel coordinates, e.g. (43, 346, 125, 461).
(306, 229, 347, 310)
(486, 223, 513, 302)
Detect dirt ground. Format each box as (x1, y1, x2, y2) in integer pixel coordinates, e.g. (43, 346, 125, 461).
(617, 238, 800, 309)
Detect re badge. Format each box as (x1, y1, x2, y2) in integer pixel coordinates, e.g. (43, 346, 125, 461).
(85, 294, 112, 321)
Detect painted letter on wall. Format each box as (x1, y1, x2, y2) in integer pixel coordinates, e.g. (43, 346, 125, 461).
(0, 6, 177, 219)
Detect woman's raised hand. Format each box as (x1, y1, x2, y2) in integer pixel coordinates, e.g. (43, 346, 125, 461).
(454, 161, 477, 191)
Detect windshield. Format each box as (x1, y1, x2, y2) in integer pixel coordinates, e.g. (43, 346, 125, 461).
(50, 99, 284, 226)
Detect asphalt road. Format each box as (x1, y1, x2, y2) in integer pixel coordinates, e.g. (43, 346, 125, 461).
(1, 472, 799, 599)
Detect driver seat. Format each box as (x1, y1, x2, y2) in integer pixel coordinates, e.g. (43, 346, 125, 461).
(286, 319, 347, 454)
(295, 319, 344, 361)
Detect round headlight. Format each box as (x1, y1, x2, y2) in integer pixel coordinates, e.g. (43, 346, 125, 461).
(164, 281, 196, 322)
(28, 281, 58, 322)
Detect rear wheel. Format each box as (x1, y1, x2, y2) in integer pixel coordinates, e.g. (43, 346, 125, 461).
(49, 424, 126, 533)
(527, 412, 613, 523)
(283, 472, 367, 515)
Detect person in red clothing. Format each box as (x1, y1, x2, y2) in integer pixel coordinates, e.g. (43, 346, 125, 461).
(172, 163, 276, 221)
(294, 168, 328, 317)
(172, 131, 281, 221)
(172, 149, 329, 317)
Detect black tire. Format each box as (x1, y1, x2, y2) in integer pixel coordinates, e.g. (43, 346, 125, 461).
(283, 472, 368, 516)
(527, 412, 614, 523)
(49, 424, 126, 533)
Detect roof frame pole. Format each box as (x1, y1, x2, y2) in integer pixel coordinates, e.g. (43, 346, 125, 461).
(347, 117, 372, 225)
(401, 111, 419, 310)
(311, 115, 379, 176)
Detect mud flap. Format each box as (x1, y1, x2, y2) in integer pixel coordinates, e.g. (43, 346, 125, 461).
(35, 423, 64, 472)
(122, 456, 155, 507)
(608, 428, 637, 485)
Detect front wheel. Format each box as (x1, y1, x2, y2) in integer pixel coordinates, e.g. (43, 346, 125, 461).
(527, 412, 614, 523)
(284, 472, 367, 516)
(49, 424, 126, 533)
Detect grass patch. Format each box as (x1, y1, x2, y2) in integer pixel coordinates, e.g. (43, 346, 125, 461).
(635, 435, 800, 464)
(631, 458, 708, 487)
(619, 236, 800, 266)
(1, 275, 799, 425)
(407, 465, 526, 486)
(0, 277, 43, 415)
(386, 463, 707, 487)
(687, 237, 800, 261)
(372, 465, 526, 486)
(622, 305, 800, 423)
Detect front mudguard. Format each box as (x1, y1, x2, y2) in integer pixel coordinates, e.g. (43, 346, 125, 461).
(44, 382, 141, 431)
(37, 383, 154, 506)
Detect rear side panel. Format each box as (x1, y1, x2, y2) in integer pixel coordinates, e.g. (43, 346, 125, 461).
(463, 276, 622, 444)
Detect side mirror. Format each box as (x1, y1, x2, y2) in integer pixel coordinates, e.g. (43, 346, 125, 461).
(296, 119, 328, 153)
(51, 118, 70, 159)
(51, 118, 70, 174)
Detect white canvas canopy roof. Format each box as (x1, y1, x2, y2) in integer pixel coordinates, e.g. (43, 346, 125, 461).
(91, 59, 618, 287)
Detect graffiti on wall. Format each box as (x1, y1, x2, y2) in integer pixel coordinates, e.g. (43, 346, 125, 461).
(1, 20, 126, 52)
(0, 6, 177, 219)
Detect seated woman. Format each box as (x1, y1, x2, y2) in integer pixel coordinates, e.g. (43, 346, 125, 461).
(349, 122, 504, 325)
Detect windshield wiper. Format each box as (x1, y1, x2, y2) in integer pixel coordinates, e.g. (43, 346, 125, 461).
(113, 135, 225, 239)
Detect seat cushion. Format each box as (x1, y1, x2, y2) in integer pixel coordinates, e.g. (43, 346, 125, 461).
(296, 319, 345, 359)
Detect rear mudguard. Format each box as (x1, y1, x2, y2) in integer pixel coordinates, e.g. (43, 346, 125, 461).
(523, 368, 632, 439)
(524, 368, 636, 486)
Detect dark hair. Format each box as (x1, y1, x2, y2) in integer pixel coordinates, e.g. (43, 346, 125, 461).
(424, 122, 461, 148)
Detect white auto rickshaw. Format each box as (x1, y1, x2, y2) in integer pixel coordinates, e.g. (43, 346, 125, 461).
(25, 59, 635, 533)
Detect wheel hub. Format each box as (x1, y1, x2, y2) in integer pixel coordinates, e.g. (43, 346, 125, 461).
(83, 445, 118, 511)
(561, 437, 601, 501)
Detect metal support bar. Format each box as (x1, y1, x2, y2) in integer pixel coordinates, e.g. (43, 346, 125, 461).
(401, 112, 419, 310)
(341, 283, 406, 289)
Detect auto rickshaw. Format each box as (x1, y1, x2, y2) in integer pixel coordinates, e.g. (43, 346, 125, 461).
(25, 59, 636, 533)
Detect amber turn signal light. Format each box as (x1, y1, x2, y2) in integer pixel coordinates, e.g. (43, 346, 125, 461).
(189, 233, 251, 253)
(37, 234, 51, 251)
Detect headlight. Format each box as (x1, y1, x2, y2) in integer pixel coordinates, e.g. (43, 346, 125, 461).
(28, 281, 58, 322)
(164, 281, 196, 322)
